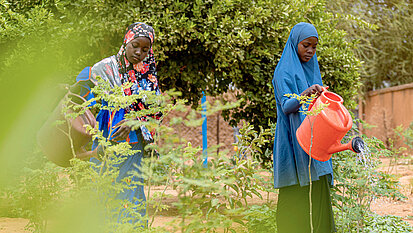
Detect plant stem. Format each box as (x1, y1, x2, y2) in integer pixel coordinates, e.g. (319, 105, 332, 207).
(146, 138, 155, 222)
(341, 172, 347, 233)
(178, 126, 185, 233)
(149, 176, 171, 227)
(308, 117, 314, 233)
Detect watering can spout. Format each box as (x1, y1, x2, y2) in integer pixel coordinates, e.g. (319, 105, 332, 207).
(351, 136, 364, 153)
(327, 136, 365, 154)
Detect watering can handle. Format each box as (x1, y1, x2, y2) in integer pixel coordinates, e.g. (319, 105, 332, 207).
(338, 101, 351, 125)
(308, 86, 329, 110)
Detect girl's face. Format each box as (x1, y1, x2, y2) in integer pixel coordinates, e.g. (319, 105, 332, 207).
(297, 36, 318, 63)
(125, 36, 151, 64)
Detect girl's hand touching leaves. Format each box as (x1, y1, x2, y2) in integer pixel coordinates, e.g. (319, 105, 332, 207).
(301, 84, 324, 97)
(112, 119, 131, 141)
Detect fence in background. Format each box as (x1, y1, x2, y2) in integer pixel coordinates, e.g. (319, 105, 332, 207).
(359, 82, 413, 149)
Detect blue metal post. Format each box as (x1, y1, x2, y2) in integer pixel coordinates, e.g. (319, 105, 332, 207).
(201, 91, 208, 168)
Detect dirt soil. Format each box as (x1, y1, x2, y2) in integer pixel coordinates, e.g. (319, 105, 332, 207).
(369, 158, 413, 226)
(1, 158, 412, 232)
(0, 218, 28, 233)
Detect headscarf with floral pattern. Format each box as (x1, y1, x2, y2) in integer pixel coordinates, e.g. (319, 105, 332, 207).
(116, 22, 160, 113)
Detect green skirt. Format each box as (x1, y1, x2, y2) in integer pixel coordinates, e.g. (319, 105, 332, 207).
(276, 175, 336, 233)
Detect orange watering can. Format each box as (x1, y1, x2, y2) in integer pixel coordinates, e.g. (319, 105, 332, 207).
(296, 87, 364, 162)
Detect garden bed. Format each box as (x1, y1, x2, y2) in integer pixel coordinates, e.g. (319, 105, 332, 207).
(1, 157, 411, 232)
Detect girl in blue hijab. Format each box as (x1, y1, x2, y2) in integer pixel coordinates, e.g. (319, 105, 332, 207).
(272, 22, 336, 233)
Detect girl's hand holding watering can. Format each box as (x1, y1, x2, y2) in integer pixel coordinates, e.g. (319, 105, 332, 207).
(300, 84, 328, 97)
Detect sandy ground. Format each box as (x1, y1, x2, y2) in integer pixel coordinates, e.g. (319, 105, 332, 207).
(1, 157, 411, 232)
(0, 218, 28, 233)
(370, 157, 413, 226)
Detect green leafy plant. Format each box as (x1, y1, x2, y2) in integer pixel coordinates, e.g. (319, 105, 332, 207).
(332, 121, 408, 232)
(241, 204, 277, 233)
(394, 122, 413, 150)
(359, 214, 412, 233)
(138, 95, 276, 232)
(8, 161, 69, 233)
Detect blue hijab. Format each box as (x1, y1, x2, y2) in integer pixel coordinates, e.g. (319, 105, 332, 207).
(272, 22, 333, 188)
(273, 22, 322, 104)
